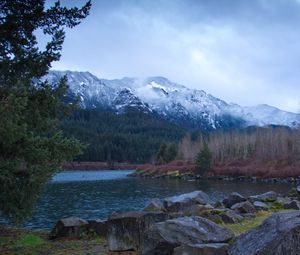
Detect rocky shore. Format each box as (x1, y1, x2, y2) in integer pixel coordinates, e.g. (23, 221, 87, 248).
(50, 188, 300, 254)
(130, 168, 300, 185)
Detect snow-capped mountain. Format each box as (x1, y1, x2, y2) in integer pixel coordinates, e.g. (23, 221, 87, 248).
(46, 70, 300, 130)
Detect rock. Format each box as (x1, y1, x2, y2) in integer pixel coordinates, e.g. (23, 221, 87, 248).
(107, 211, 168, 252)
(277, 196, 292, 205)
(50, 217, 89, 239)
(231, 201, 256, 214)
(229, 211, 300, 255)
(220, 209, 244, 224)
(168, 212, 185, 219)
(163, 191, 213, 213)
(173, 243, 229, 255)
(297, 186, 300, 194)
(143, 198, 165, 212)
(284, 200, 300, 210)
(223, 192, 246, 208)
(142, 216, 234, 255)
(182, 204, 215, 217)
(249, 191, 277, 202)
(87, 219, 107, 237)
(253, 201, 268, 210)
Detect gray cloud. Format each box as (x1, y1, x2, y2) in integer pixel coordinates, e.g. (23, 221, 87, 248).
(49, 0, 300, 112)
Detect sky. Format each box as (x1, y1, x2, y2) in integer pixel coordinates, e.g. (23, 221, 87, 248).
(47, 0, 300, 112)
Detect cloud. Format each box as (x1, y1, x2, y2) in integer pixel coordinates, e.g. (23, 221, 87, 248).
(49, 0, 300, 112)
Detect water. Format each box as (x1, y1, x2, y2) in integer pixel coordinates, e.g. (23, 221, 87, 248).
(4, 170, 293, 230)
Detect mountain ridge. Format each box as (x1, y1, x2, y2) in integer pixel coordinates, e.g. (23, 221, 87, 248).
(46, 70, 300, 130)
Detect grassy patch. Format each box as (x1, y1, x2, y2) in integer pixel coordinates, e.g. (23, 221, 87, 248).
(0, 230, 107, 255)
(14, 234, 45, 248)
(224, 211, 271, 236)
(224, 209, 296, 236)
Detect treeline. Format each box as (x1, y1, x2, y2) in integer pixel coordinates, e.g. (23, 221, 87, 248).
(61, 109, 185, 163)
(178, 126, 300, 164)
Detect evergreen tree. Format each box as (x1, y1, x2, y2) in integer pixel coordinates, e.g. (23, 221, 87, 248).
(0, 0, 91, 224)
(155, 142, 178, 164)
(196, 142, 213, 176)
(155, 142, 168, 165)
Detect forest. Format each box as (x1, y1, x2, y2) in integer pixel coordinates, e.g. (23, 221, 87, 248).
(61, 108, 185, 163)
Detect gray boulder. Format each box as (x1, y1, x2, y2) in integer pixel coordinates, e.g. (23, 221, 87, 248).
(163, 191, 213, 213)
(173, 243, 229, 255)
(277, 196, 292, 205)
(229, 211, 300, 255)
(297, 186, 300, 194)
(143, 198, 165, 212)
(107, 211, 168, 252)
(50, 217, 89, 239)
(220, 209, 244, 224)
(142, 216, 234, 255)
(284, 200, 300, 210)
(87, 219, 107, 237)
(223, 192, 246, 208)
(253, 201, 268, 211)
(231, 201, 256, 214)
(182, 204, 214, 217)
(249, 191, 277, 202)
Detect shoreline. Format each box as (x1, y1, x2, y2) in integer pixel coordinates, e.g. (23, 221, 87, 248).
(63, 160, 300, 184)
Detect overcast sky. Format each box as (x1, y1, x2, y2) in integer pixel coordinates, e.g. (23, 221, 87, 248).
(49, 0, 300, 112)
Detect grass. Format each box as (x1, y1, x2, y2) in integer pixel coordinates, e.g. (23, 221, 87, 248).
(224, 211, 271, 236)
(0, 229, 107, 255)
(224, 209, 296, 236)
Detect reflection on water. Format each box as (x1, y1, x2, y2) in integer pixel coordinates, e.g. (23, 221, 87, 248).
(1, 170, 293, 230)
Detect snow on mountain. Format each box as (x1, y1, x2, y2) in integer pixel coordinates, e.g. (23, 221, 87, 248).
(46, 70, 300, 129)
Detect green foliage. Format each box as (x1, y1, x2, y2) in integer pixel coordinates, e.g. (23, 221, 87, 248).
(288, 187, 298, 197)
(270, 201, 284, 211)
(195, 142, 213, 175)
(14, 234, 45, 248)
(61, 109, 184, 163)
(0, 0, 91, 224)
(155, 142, 178, 165)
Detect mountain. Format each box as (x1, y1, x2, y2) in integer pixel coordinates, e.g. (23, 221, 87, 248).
(46, 70, 300, 130)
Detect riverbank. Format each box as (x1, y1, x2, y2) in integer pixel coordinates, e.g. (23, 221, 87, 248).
(6, 188, 299, 254)
(131, 160, 300, 183)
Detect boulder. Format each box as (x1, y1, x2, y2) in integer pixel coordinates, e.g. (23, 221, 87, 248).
(297, 186, 300, 195)
(107, 211, 168, 252)
(143, 198, 165, 212)
(142, 216, 234, 255)
(220, 209, 244, 224)
(249, 191, 277, 202)
(253, 201, 268, 211)
(163, 191, 213, 213)
(181, 204, 214, 217)
(173, 243, 229, 255)
(283, 200, 300, 210)
(87, 219, 107, 237)
(229, 211, 300, 255)
(231, 201, 256, 214)
(223, 192, 246, 208)
(276, 196, 292, 205)
(50, 217, 89, 239)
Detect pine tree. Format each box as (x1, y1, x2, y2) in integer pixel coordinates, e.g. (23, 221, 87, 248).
(0, 0, 91, 224)
(196, 142, 213, 176)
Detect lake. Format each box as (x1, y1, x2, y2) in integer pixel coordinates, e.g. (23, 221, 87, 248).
(3, 170, 293, 230)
